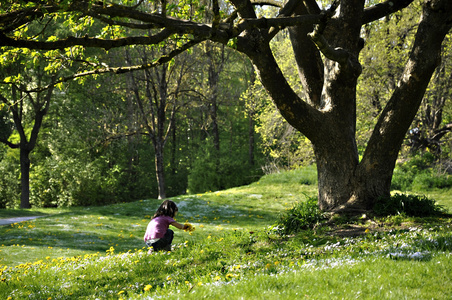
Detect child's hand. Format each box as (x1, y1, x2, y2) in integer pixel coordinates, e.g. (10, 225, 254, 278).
(184, 223, 195, 232)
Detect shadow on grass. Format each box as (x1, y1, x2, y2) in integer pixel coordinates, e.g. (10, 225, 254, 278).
(0, 209, 51, 219)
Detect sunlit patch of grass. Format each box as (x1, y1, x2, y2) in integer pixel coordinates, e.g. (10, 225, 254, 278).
(173, 253, 452, 300)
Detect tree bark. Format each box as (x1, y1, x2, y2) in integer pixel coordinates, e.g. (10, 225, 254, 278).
(155, 140, 166, 199)
(19, 147, 31, 208)
(238, 0, 452, 213)
(351, 0, 452, 211)
(4, 85, 54, 208)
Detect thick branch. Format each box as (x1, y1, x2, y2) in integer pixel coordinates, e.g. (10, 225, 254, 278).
(235, 14, 321, 33)
(308, 30, 349, 65)
(251, 0, 283, 8)
(241, 39, 322, 141)
(0, 138, 19, 149)
(302, 0, 321, 15)
(363, 0, 415, 24)
(431, 123, 452, 141)
(1, 29, 177, 51)
(287, 1, 323, 107)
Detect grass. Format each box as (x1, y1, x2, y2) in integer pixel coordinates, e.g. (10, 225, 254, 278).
(0, 168, 451, 299)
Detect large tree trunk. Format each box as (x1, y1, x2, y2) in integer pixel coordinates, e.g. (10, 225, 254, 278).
(237, 0, 452, 213)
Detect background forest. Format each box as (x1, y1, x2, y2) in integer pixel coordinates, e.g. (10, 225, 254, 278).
(0, 2, 451, 209)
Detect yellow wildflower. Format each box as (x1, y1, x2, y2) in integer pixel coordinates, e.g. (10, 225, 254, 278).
(144, 284, 152, 292)
(184, 223, 195, 232)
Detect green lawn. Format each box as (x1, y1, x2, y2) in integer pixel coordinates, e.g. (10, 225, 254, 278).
(1, 168, 451, 299)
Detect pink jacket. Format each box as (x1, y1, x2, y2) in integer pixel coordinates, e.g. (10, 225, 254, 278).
(144, 215, 175, 240)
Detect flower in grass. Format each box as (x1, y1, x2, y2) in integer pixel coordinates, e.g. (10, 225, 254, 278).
(184, 223, 195, 232)
(106, 246, 115, 255)
(197, 282, 203, 286)
(144, 285, 152, 292)
(118, 291, 125, 295)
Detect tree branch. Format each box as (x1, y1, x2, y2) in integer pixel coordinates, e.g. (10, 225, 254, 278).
(431, 123, 452, 141)
(360, 0, 452, 177)
(306, 3, 349, 66)
(363, 0, 415, 24)
(25, 38, 203, 93)
(235, 14, 321, 34)
(251, 0, 283, 8)
(0, 137, 19, 149)
(0, 29, 175, 51)
(308, 29, 349, 65)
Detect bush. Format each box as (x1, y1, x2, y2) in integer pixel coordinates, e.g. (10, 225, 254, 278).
(391, 153, 452, 191)
(374, 193, 447, 217)
(275, 196, 326, 234)
(411, 173, 452, 190)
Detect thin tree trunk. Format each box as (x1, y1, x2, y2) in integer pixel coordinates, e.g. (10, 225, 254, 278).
(19, 147, 31, 208)
(248, 111, 255, 166)
(155, 141, 166, 199)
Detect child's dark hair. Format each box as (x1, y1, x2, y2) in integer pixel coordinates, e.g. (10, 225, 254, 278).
(153, 200, 178, 219)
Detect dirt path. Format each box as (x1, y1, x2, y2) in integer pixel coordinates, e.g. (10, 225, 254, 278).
(0, 216, 46, 226)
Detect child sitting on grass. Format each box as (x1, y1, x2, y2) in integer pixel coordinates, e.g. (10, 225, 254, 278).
(144, 200, 193, 252)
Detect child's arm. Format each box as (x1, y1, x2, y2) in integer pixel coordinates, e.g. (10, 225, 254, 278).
(170, 221, 188, 230)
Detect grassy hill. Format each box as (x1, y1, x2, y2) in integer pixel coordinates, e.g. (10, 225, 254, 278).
(0, 167, 451, 299)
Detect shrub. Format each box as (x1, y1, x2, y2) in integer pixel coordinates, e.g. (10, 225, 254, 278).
(391, 153, 451, 191)
(411, 172, 452, 190)
(374, 193, 447, 217)
(275, 196, 326, 234)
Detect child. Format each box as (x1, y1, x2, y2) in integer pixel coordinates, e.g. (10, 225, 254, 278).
(144, 200, 189, 252)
